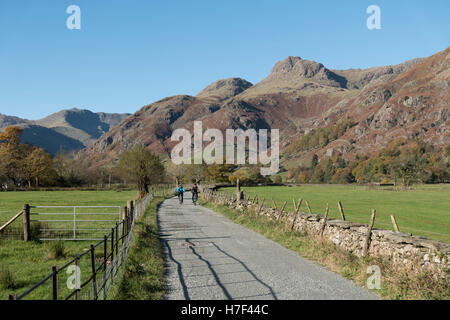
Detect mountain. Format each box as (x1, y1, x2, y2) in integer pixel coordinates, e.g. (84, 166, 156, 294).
(81, 47, 450, 169)
(197, 78, 253, 101)
(0, 114, 29, 128)
(0, 109, 130, 155)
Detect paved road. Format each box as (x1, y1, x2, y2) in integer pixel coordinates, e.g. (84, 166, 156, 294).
(159, 193, 378, 300)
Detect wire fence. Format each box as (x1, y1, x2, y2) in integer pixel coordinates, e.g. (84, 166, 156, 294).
(8, 193, 152, 300)
(29, 206, 122, 241)
(0, 210, 25, 240)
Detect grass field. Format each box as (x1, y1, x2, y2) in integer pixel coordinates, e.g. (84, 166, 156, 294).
(0, 190, 137, 300)
(221, 184, 450, 243)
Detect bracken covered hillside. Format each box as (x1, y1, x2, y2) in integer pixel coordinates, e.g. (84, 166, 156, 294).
(83, 47, 450, 170)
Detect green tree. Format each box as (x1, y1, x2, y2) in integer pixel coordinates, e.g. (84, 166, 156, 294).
(391, 154, 420, 187)
(310, 154, 319, 170)
(117, 145, 165, 199)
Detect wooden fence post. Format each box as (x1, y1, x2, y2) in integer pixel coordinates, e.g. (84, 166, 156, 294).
(52, 266, 58, 300)
(103, 235, 108, 272)
(115, 224, 119, 256)
(110, 228, 114, 286)
(128, 201, 134, 217)
(75, 254, 80, 300)
(90, 245, 98, 299)
(121, 206, 127, 221)
(277, 201, 287, 221)
(23, 204, 30, 242)
(295, 198, 302, 214)
(390, 215, 400, 232)
(338, 201, 346, 221)
(305, 200, 312, 214)
(290, 199, 303, 232)
(258, 198, 265, 214)
(236, 179, 240, 201)
(122, 219, 125, 245)
(320, 203, 329, 236)
(363, 210, 376, 257)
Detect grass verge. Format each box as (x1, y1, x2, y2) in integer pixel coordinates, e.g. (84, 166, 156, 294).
(113, 196, 166, 300)
(200, 199, 450, 300)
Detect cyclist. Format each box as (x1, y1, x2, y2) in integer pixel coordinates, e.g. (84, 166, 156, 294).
(191, 184, 199, 204)
(177, 184, 185, 204)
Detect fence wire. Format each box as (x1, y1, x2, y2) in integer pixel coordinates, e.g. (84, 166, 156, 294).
(9, 193, 153, 300)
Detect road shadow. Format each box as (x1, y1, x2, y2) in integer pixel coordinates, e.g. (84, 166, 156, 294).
(158, 195, 278, 300)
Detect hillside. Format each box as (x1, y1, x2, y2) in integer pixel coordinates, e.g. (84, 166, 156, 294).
(78, 48, 450, 169)
(0, 109, 130, 155)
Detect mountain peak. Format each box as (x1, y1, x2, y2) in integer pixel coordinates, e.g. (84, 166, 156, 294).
(197, 77, 253, 101)
(270, 56, 303, 73)
(270, 56, 330, 79)
(244, 56, 347, 93)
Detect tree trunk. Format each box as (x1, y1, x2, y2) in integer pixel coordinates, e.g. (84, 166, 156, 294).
(137, 179, 148, 199)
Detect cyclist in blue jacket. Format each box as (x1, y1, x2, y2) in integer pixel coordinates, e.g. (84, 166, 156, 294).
(177, 184, 185, 204)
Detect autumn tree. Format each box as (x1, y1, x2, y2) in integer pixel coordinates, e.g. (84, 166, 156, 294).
(0, 127, 26, 186)
(184, 164, 207, 184)
(165, 162, 190, 186)
(117, 145, 165, 199)
(23, 147, 56, 187)
(0, 126, 56, 188)
(228, 166, 270, 186)
(205, 162, 234, 183)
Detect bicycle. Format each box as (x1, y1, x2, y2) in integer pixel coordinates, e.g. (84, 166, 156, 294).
(192, 192, 198, 205)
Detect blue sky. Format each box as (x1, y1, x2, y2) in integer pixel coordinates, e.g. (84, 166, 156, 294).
(0, 0, 449, 120)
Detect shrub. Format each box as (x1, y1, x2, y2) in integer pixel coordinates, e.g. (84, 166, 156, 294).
(47, 240, 65, 259)
(272, 175, 283, 184)
(0, 264, 16, 290)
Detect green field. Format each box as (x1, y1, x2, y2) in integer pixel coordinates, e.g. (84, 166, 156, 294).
(0, 190, 137, 300)
(221, 185, 450, 243)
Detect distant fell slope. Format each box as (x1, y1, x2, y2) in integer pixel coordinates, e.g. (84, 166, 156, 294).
(0, 108, 130, 155)
(0, 114, 29, 129)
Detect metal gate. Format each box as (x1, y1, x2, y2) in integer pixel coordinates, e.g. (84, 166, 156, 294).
(30, 206, 122, 241)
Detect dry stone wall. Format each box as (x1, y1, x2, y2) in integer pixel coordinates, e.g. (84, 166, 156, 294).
(201, 189, 450, 278)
